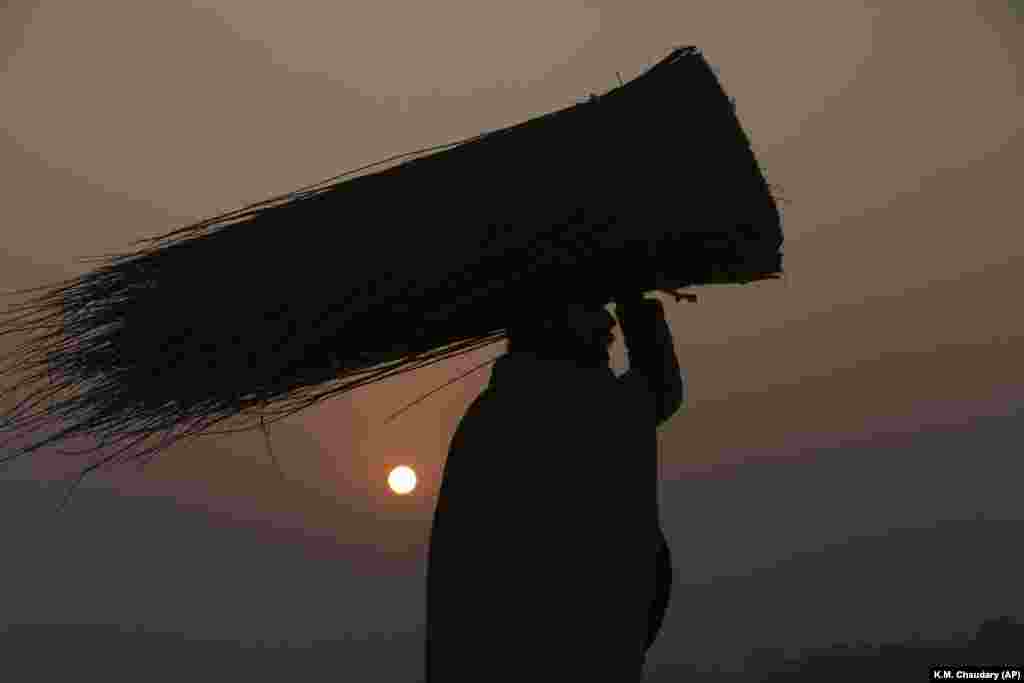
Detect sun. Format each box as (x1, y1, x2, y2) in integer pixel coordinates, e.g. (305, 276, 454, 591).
(387, 465, 417, 495)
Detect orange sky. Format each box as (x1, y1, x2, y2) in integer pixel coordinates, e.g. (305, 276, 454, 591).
(1, 1, 1022, 676)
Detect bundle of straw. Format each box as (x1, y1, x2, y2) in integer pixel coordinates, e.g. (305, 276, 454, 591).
(0, 46, 784, 505)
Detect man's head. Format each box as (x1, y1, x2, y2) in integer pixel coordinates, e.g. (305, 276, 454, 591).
(506, 301, 616, 367)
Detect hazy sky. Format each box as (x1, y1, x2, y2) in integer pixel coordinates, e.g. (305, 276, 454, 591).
(2, 1, 1022, 677)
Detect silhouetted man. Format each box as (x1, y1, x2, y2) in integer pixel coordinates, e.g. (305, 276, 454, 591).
(426, 293, 684, 681)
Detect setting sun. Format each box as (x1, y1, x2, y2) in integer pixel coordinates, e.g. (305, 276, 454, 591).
(388, 465, 417, 495)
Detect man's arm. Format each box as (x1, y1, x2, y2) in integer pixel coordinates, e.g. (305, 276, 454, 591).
(615, 295, 684, 425)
